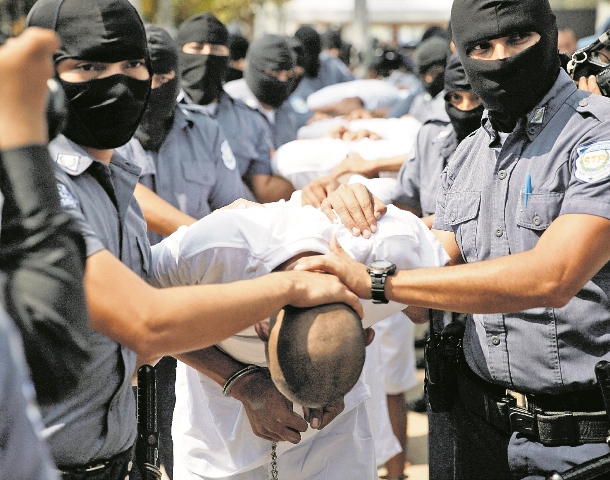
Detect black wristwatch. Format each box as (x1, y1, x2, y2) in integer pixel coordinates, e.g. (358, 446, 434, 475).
(367, 260, 397, 304)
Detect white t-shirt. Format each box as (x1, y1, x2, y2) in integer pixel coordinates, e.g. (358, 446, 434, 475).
(150, 202, 448, 477)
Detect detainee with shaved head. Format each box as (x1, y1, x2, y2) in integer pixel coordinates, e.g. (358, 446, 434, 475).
(150, 198, 448, 479)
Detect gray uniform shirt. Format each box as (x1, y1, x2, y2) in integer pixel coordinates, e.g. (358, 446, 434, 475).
(117, 104, 251, 245)
(212, 92, 275, 178)
(44, 134, 150, 466)
(0, 308, 58, 479)
(433, 70, 610, 395)
(224, 79, 299, 149)
(395, 108, 455, 217)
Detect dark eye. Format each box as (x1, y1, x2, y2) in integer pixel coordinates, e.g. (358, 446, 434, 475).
(467, 41, 491, 56)
(127, 60, 145, 69)
(508, 32, 533, 46)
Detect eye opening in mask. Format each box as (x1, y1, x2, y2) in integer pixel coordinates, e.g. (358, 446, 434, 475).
(151, 70, 176, 89)
(182, 42, 229, 57)
(56, 58, 150, 83)
(465, 31, 540, 60)
(264, 69, 294, 82)
(444, 90, 482, 111)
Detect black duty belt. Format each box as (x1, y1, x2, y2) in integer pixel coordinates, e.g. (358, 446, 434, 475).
(458, 362, 610, 446)
(57, 444, 134, 480)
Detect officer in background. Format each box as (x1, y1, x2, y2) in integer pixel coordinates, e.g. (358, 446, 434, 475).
(226, 33, 249, 83)
(290, 26, 355, 128)
(224, 34, 300, 149)
(388, 36, 450, 121)
(296, 0, 610, 478)
(117, 24, 251, 245)
(395, 52, 483, 228)
(175, 13, 295, 202)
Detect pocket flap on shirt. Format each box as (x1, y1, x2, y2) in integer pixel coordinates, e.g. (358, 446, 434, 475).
(516, 192, 563, 231)
(445, 191, 481, 225)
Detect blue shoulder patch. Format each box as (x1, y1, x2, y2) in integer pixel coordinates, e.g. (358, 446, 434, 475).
(57, 183, 80, 209)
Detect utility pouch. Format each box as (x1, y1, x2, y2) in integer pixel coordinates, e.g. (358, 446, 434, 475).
(424, 312, 465, 413)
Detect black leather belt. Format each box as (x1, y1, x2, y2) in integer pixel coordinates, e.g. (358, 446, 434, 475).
(458, 362, 610, 446)
(57, 445, 134, 480)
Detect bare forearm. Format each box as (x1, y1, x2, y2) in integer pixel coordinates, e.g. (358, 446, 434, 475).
(177, 346, 246, 387)
(366, 155, 407, 174)
(86, 251, 316, 358)
(134, 182, 196, 236)
(249, 174, 295, 203)
(388, 219, 609, 313)
(387, 250, 562, 312)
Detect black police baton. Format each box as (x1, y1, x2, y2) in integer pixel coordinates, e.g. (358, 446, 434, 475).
(136, 365, 162, 480)
(545, 360, 610, 480)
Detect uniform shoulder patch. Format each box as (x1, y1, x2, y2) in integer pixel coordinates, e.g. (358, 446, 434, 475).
(55, 153, 80, 172)
(289, 96, 309, 114)
(57, 183, 80, 209)
(221, 140, 237, 170)
(574, 141, 610, 183)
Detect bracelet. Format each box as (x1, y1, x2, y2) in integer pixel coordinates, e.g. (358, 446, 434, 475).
(222, 365, 266, 397)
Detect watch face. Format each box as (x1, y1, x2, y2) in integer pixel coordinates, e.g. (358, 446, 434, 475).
(369, 260, 394, 270)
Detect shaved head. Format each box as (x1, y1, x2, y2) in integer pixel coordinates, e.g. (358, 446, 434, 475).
(267, 303, 366, 408)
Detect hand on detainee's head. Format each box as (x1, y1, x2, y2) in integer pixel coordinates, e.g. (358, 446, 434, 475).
(262, 302, 374, 408)
(26, 0, 152, 150)
(450, 0, 560, 131)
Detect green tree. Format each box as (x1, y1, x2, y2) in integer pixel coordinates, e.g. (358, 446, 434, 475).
(171, 0, 288, 28)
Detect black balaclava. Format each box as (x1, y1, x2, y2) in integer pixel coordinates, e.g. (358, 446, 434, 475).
(245, 35, 295, 109)
(286, 36, 305, 94)
(176, 12, 229, 106)
(295, 26, 321, 78)
(135, 25, 180, 151)
(321, 29, 342, 51)
(451, 0, 560, 132)
(26, 0, 152, 150)
(226, 34, 249, 82)
(414, 36, 450, 97)
(444, 52, 484, 142)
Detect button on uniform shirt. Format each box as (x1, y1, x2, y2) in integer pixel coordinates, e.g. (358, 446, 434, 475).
(223, 79, 298, 149)
(44, 134, 150, 466)
(433, 70, 610, 395)
(395, 107, 456, 217)
(117, 104, 252, 245)
(0, 308, 58, 480)
(150, 201, 448, 478)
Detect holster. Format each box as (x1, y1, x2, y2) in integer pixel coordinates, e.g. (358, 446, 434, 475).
(424, 316, 465, 413)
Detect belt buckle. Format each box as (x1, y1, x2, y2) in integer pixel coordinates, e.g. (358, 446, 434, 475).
(506, 389, 528, 410)
(84, 463, 106, 473)
(506, 389, 538, 438)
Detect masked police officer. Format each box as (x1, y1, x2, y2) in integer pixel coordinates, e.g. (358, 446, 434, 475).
(296, 0, 610, 478)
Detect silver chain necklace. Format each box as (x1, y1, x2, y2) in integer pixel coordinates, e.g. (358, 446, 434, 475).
(270, 441, 278, 480)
